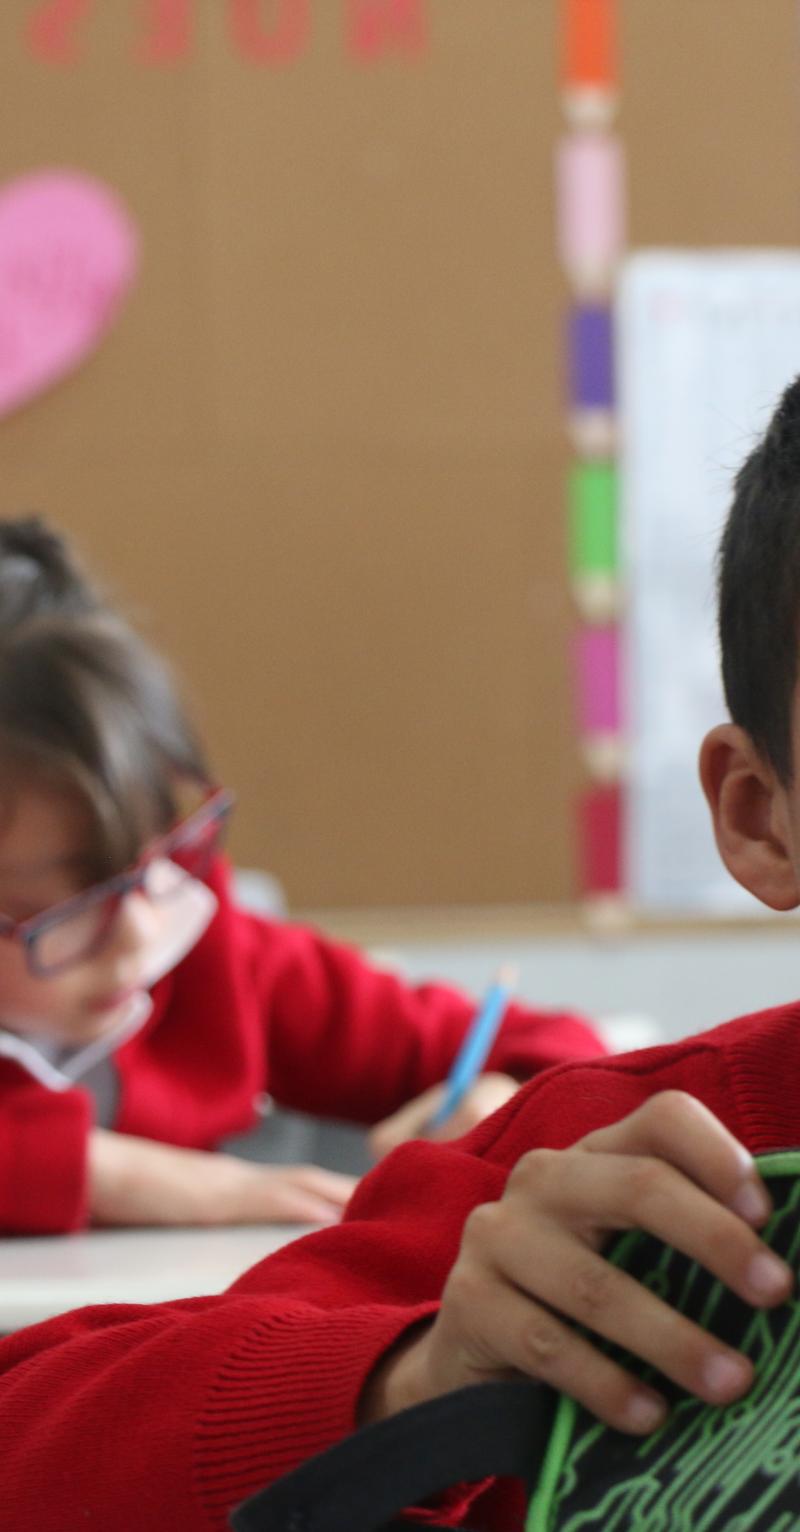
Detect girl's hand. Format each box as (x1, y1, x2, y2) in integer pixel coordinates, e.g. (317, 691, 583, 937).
(88, 1128, 357, 1227)
(360, 1092, 794, 1433)
(369, 1073, 520, 1159)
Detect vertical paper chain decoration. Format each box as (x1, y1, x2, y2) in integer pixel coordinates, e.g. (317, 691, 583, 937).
(558, 0, 626, 910)
(554, 0, 622, 906)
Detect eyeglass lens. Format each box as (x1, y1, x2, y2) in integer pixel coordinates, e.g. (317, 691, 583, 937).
(30, 800, 227, 976)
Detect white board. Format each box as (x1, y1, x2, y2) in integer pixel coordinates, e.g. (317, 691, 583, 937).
(620, 251, 800, 913)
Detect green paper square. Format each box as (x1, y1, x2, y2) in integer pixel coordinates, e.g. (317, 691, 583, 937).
(569, 463, 618, 576)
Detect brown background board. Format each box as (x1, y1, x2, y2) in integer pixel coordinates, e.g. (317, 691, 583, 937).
(0, 1, 798, 910)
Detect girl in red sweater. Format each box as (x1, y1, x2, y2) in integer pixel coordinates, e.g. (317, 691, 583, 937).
(0, 516, 603, 1234)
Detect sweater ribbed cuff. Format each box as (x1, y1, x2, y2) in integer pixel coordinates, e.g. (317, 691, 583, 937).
(3, 1088, 91, 1233)
(194, 1299, 483, 1529)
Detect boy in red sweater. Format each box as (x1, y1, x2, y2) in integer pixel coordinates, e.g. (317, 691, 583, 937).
(5, 380, 800, 1528)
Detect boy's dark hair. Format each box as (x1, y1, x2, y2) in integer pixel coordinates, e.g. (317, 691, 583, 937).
(0, 516, 210, 878)
(718, 377, 800, 784)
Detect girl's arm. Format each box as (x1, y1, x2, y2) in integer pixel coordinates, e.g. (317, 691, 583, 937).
(0, 1067, 354, 1234)
(88, 1127, 355, 1226)
(0, 1068, 92, 1232)
(255, 916, 604, 1126)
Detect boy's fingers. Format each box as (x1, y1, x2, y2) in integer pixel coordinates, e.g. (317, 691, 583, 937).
(439, 1269, 668, 1434)
(505, 1151, 792, 1310)
(432, 1095, 791, 1433)
(489, 1223, 757, 1410)
(579, 1092, 770, 1225)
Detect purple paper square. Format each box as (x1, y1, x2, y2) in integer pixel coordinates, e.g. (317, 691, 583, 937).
(568, 305, 615, 410)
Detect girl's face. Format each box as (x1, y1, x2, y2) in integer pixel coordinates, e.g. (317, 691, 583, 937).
(0, 783, 160, 1046)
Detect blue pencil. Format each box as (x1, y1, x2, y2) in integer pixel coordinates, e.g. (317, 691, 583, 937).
(428, 964, 519, 1131)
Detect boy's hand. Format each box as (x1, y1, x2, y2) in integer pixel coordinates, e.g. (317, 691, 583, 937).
(369, 1073, 520, 1159)
(88, 1128, 357, 1227)
(360, 1092, 794, 1433)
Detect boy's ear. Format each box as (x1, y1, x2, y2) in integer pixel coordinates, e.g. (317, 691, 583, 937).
(699, 724, 800, 910)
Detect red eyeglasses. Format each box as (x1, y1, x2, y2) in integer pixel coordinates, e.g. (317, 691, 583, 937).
(0, 786, 234, 978)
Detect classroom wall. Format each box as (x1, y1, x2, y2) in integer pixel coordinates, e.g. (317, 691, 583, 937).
(0, 1, 798, 909)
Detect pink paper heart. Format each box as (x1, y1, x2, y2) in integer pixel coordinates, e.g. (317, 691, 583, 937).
(0, 171, 139, 419)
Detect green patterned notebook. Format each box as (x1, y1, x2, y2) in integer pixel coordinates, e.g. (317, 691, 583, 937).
(527, 1150, 800, 1532)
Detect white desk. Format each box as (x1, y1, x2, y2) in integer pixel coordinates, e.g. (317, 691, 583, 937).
(0, 1223, 314, 1332)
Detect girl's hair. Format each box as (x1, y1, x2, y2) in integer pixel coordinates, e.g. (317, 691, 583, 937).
(0, 516, 210, 878)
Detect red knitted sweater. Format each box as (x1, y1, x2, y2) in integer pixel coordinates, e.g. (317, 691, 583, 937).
(2, 999, 799, 1529)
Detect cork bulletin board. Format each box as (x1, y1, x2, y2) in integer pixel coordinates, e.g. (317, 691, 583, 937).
(0, 1, 798, 910)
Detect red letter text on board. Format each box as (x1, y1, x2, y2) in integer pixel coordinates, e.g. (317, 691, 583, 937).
(229, 0, 311, 65)
(139, 0, 194, 63)
(26, 0, 94, 65)
(347, 0, 427, 62)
